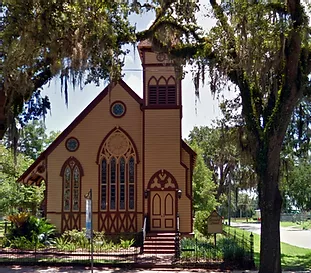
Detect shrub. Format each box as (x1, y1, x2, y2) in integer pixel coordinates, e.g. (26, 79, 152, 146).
(218, 237, 246, 264)
(62, 229, 89, 249)
(120, 238, 135, 249)
(5, 215, 56, 249)
(54, 237, 77, 252)
(194, 211, 211, 237)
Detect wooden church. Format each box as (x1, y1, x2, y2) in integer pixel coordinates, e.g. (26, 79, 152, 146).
(18, 41, 196, 237)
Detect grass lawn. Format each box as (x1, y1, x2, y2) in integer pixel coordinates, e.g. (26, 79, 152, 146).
(225, 226, 311, 271)
(280, 221, 301, 228)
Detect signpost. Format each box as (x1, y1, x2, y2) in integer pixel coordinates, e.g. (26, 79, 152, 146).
(85, 189, 93, 273)
(207, 210, 223, 247)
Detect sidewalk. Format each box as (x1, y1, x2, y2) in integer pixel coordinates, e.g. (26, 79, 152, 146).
(0, 266, 310, 273)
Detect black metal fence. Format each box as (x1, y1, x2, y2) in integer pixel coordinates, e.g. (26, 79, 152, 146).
(0, 222, 254, 269)
(176, 227, 255, 269)
(0, 229, 142, 266)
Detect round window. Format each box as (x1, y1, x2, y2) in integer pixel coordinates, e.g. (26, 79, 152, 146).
(111, 102, 126, 117)
(66, 137, 79, 152)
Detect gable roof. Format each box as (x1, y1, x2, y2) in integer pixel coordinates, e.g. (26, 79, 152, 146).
(18, 79, 143, 182)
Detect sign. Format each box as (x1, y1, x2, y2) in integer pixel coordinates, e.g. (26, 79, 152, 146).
(86, 198, 92, 239)
(207, 210, 223, 234)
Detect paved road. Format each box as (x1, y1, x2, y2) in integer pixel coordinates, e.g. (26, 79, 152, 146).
(231, 222, 311, 249)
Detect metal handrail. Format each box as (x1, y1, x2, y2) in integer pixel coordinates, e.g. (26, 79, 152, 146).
(176, 213, 180, 234)
(142, 215, 147, 241)
(140, 215, 147, 254)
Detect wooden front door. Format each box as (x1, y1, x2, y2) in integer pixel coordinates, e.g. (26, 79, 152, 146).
(150, 191, 176, 231)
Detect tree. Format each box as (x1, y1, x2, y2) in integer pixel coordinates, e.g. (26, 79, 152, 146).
(190, 142, 218, 212)
(141, 1, 311, 272)
(188, 125, 237, 200)
(188, 124, 256, 203)
(190, 142, 218, 236)
(5, 120, 61, 160)
(0, 144, 44, 216)
(281, 158, 311, 212)
(1, 0, 197, 138)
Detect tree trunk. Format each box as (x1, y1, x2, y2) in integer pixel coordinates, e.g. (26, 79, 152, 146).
(258, 148, 283, 273)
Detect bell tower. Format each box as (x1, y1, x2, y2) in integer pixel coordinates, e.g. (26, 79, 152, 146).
(138, 41, 181, 109)
(138, 40, 183, 220)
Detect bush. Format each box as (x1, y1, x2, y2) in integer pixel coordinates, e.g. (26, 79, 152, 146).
(194, 211, 211, 237)
(5, 215, 56, 249)
(218, 237, 246, 265)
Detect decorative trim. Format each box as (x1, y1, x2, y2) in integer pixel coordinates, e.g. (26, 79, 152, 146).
(96, 126, 140, 164)
(65, 137, 80, 152)
(110, 101, 126, 118)
(60, 156, 85, 176)
(147, 169, 179, 190)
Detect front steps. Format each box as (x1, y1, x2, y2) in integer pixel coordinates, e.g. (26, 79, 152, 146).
(143, 232, 177, 255)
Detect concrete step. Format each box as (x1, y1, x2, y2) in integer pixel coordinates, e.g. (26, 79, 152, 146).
(143, 233, 177, 254)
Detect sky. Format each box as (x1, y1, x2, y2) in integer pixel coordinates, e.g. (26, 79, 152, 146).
(41, 2, 227, 139)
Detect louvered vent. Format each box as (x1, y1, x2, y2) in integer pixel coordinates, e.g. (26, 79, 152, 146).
(148, 86, 157, 105)
(158, 85, 167, 104)
(167, 85, 176, 104)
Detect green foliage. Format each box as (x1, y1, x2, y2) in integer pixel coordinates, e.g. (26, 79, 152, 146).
(4, 216, 56, 249)
(188, 125, 256, 202)
(62, 229, 89, 249)
(2, 0, 138, 121)
(120, 238, 135, 249)
(217, 237, 247, 265)
(282, 160, 311, 211)
(194, 210, 212, 237)
(0, 144, 45, 216)
(4, 120, 61, 160)
(54, 229, 135, 252)
(54, 237, 77, 252)
(190, 142, 218, 212)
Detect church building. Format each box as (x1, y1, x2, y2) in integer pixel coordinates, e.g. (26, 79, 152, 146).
(18, 41, 196, 237)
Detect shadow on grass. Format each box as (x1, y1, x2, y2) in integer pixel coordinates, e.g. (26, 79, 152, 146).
(253, 249, 311, 271)
(281, 252, 311, 271)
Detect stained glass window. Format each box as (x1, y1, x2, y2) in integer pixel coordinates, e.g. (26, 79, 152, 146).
(110, 157, 116, 210)
(101, 159, 107, 210)
(129, 157, 135, 210)
(99, 131, 137, 213)
(66, 138, 79, 151)
(129, 185, 135, 210)
(112, 102, 125, 117)
(129, 157, 135, 183)
(62, 160, 81, 212)
(73, 166, 80, 211)
(64, 167, 71, 211)
(120, 157, 125, 210)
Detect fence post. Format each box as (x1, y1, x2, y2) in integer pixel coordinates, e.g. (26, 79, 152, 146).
(195, 237, 198, 262)
(250, 233, 254, 267)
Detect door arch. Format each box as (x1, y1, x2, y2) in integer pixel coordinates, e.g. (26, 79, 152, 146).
(147, 170, 179, 232)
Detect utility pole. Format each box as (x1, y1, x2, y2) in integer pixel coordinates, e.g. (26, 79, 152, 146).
(228, 176, 231, 226)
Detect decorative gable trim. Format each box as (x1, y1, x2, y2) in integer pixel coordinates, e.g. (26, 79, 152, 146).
(18, 80, 142, 183)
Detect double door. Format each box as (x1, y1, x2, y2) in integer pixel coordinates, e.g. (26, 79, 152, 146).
(149, 191, 176, 231)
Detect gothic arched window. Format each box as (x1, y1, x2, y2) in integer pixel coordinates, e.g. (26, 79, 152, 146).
(99, 129, 137, 211)
(61, 157, 83, 212)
